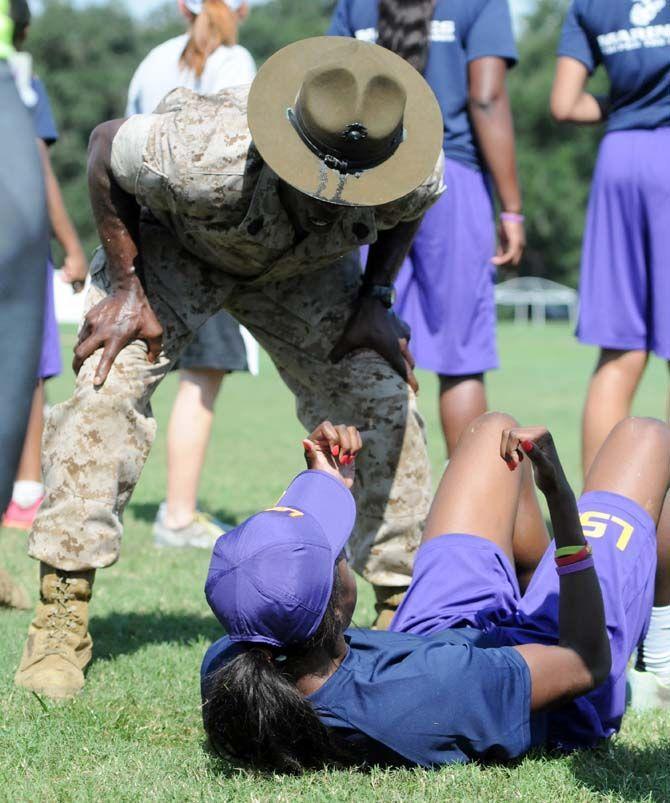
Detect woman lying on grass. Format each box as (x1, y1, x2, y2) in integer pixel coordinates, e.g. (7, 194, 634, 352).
(200, 413, 670, 771)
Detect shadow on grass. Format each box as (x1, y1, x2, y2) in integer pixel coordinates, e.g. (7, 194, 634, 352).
(127, 502, 240, 527)
(91, 610, 222, 661)
(570, 741, 670, 801)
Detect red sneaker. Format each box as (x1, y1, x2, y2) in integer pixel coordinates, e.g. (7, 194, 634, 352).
(2, 497, 45, 531)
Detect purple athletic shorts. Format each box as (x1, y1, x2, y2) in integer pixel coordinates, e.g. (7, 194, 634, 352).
(393, 156, 498, 377)
(391, 490, 657, 749)
(38, 261, 62, 380)
(577, 129, 670, 359)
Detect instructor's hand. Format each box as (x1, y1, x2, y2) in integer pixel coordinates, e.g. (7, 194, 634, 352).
(303, 421, 363, 489)
(500, 426, 568, 496)
(73, 280, 163, 387)
(329, 298, 419, 394)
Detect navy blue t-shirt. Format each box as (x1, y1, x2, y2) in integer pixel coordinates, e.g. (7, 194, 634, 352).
(201, 627, 539, 767)
(328, 0, 518, 170)
(558, 0, 670, 131)
(31, 76, 58, 145)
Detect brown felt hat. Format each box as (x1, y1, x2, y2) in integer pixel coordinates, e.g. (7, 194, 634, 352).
(247, 36, 443, 207)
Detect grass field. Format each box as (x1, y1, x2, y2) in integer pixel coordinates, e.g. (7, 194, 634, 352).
(1, 322, 669, 802)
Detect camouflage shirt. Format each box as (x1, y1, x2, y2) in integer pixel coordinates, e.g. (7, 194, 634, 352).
(111, 84, 444, 284)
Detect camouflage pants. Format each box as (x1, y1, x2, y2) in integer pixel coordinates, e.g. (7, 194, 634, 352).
(28, 223, 431, 587)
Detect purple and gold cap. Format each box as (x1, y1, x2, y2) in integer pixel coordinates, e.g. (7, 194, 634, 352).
(205, 470, 356, 648)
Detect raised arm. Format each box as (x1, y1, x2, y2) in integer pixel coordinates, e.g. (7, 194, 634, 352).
(74, 119, 163, 386)
(550, 56, 607, 124)
(501, 427, 611, 710)
(468, 56, 524, 267)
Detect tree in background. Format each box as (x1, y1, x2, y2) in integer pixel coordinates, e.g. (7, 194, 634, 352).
(29, 0, 333, 257)
(240, 0, 336, 63)
(509, 0, 607, 284)
(30, 0, 604, 286)
(29, 0, 182, 255)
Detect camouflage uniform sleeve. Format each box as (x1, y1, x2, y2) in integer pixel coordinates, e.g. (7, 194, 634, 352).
(375, 150, 446, 230)
(110, 114, 159, 196)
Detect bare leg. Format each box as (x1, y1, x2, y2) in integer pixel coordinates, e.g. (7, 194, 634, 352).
(164, 368, 225, 529)
(584, 416, 670, 523)
(423, 413, 548, 570)
(655, 494, 670, 606)
(438, 374, 488, 458)
(582, 349, 648, 479)
(588, 418, 670, 705)
(14, 380, 44, 483)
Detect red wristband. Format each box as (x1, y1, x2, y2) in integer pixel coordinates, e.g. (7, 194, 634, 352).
(555, 544, 592, 567)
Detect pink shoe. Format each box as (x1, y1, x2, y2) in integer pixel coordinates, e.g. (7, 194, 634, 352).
(2, 497, 44, 531)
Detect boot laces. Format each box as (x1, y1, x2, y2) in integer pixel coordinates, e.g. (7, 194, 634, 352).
(45, 577, 81, 651)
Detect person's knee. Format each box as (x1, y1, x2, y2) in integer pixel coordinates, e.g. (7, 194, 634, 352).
(454, 411, 518, 451)
(612, 417, 670, 454)
(596, 348, 648, 375)
(468, 411, 518, 434)
(179, 368, 226, 404)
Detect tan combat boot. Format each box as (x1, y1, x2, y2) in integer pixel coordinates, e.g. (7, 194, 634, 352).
(372, 585, 408, 631)
(0, 567, 30, 610)
(15, 563, 95, 700)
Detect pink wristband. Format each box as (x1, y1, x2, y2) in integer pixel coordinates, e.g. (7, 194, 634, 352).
(556, 556, 595, 576)
(500, 212, 525, 224)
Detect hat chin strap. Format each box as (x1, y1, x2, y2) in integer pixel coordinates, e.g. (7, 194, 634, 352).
(286, 107, 405, 176)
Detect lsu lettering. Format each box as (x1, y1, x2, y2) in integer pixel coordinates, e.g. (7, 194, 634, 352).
(265, 506, 304, 518)
(580, 511, 635, 552)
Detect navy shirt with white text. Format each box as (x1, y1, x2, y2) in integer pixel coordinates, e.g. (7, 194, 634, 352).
(328, 0, 517, 171)
(559, 0, 670, 131)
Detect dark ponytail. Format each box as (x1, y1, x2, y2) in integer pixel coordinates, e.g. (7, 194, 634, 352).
(203, 572, 354, 773)
(377, 0, 435, 73)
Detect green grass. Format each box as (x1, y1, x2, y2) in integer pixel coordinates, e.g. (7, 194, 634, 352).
(1, 322, 669, 802)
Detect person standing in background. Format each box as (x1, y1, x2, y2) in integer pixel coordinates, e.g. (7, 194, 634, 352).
(551, 0, 670, 481)
(0, 0, 48, 607)
(126, 0, 257, 549)
(551, 0, 670, 710)
(3, 4, 88, 531)
(329, 0, 525, 459)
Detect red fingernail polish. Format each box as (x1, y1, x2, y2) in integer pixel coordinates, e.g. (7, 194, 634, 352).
(521, 440, 534, 453)
(331, 445, 339, 456)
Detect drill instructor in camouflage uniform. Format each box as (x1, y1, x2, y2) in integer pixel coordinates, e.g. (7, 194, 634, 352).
(15, 36, 444, 699)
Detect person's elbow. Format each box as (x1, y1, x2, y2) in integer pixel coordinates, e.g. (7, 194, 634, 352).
(584, 642, 612, 691)
(88, 121, 114, 158)
(550, 91, 575, 123)
(467, 87, 504, 116)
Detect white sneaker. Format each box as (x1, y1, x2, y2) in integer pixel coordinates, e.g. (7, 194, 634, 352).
(153, 503, 234, 549)
(627, 666, 670, 711)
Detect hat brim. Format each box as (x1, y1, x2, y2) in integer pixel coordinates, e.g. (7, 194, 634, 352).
(247, 36, 444, 207)
(278, 470, 356, 560)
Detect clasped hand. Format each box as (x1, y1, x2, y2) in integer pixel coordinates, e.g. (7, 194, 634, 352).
(302, 421, 363, 489)
(500, 426, 569, 496)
